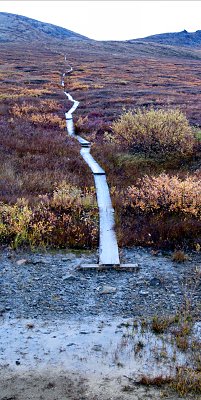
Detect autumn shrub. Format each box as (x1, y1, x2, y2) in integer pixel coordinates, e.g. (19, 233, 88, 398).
(0, 198, 33, 248)
(10, 100, 65, 129)
(69, 80, 89, 91)
(111, 108, 195, 157)
(29, 113, 65, 129)
(11, 99, 62, 117)
(75, 113, 110, 140)
(114, 172, 201, 249)
(0, 183, 98, 249)
(126, 173, 201, 217)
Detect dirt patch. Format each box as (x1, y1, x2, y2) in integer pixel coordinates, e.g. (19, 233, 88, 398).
(0, 369, 194, 400)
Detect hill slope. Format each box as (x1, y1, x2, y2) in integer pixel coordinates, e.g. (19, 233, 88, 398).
(0, 12, 89, 43)
(130, 29, 201, 48)
(1, 12, 201, 61)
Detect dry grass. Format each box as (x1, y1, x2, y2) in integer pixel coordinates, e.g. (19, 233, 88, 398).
(138, 375, 172, 387)
(138, 369, 201, 396)
(172, 250, 189, 262)
(174, 367, 201, 396)
(139, 290, 201, 397)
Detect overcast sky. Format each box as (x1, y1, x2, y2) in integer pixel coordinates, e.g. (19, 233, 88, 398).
(1, 1, 201, 41)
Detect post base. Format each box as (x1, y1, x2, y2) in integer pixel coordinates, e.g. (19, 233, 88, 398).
(78, 264, 139, 272)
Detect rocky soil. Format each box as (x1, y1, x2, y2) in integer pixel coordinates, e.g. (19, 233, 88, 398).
(0, 246, 200, 400)
(1, 247, 200, 320)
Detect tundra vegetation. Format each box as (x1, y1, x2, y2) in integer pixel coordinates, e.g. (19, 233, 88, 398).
(0, 41, 200, 251)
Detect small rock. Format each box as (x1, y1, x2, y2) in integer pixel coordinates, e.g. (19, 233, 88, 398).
(99, 285, 117, 294)
(40, 329, 51, 334)
(26, 322, 35, 329)
(139, 290, 149, 296)
(16, 259, 27, 266)
(62, 274, 77, 281)
(32, 258, 50, 265)
(16, 360, 20, 365)
(62, 255, 75, 261)
(150, 277, 162, 287)
(31, 260, 42, 265)
(92, 344, 102, 351)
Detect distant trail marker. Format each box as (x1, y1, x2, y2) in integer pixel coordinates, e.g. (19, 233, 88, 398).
(62, 62, 137, 270)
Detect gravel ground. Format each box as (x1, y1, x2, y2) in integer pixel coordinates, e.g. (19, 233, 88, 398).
(0, 246, 200, 320)
(0, 246, 200, 400)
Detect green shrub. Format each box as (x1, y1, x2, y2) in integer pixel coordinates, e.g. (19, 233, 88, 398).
(111, 108, 195, 157)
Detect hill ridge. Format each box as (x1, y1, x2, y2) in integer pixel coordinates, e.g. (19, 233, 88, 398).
(129, 29, 201, 48)
(0, 12, 90, 43)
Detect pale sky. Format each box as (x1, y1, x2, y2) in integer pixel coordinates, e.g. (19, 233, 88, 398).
(0, 1, 201, 41)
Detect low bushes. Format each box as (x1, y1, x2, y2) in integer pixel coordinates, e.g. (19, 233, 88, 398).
(114, 172, 201, 249)
(0, 183, 98, 249)
(127, 173, 201, 217)
(11, 100, 65, 129)
(111, 108, 195, 157)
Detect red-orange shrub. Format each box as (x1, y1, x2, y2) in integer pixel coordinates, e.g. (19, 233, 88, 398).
(127, 173, 201, 217)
